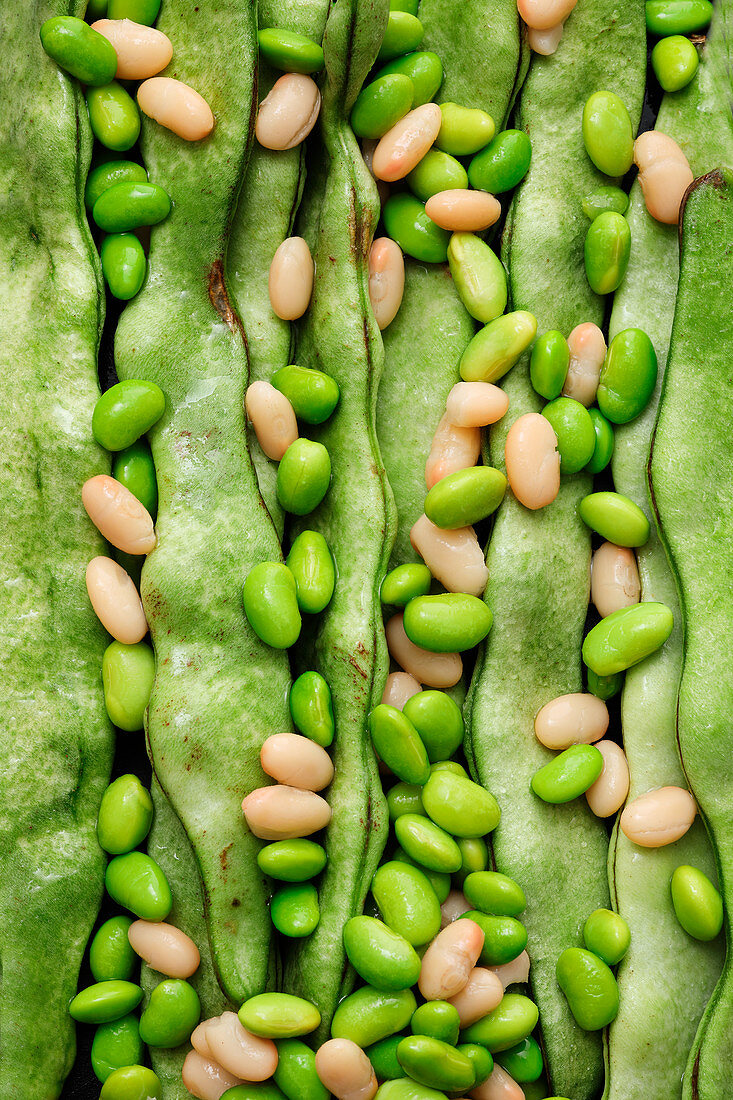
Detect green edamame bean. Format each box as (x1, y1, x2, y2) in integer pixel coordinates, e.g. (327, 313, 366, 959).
(108, 0, 161, 21)
(651, 34, 699, 90)
(93, 182, 171, 233)
(102, 640, 155, 732)
(375, 1080, 446, 1099)
(556, 947, 619, 1030)
(381, 563, 432, 607)
(112, 439, 158, 518)
(100, 1065, 162, 1100)
(459, 311, 538, 384)
(455, 837, 489, 884)
(458, 1043, 493, 1086)
(579, 490, 650, 546)
(586, 667, 623, 700)
(86, 161, 148, 211)
(597, 328, 658, 424)
(424, 466, 507, 529)
(467, 129, 532, 194)
(421, 769, 501, 838)
(377, 11, 424, 61)
(390, 0, 419, 11)
(91, 1015, 143, 1082)
(437, 102, 495, 156)
(542, 397, 596, 474)
(100, 234, 147, 301)
(645, 0, 713, 35)
(584, 212, 631, 295)
(670, 865, 724, 941)
(277, 438, 331, 515)
(242, 562, 301, 649)
(331, 985, 417, 1047)
(105, 851, 172, 921)
(89, 917, 136, 982)
(97, 774, 153, 855)
(383, 193, 450, 264)
(411, 1000, 460, 1044)
(87, 0, 109, 18)
(221, 1086, 286, 1100)
(270, 883, 320, 938)
(463, 871, 526, 917)
(407, 150, 468, 202)
(343, 915, 422, 990)
(447, 232, 507, 323)
(273, 1039, 329, 1100)
(394, 813, 462, 873)
(585, 409, 614, 475)
(397, 1036, 474, 1092)
(257, 28, 324, 75)
(582, 185, 630, 221)
(402, 690, 463, 764)
(583, 908, 631, 964)
(69, 980, 143, 1024)
(403, 594, 493, 653)
(369, 704, 431, 785)
(530, 331, 569, 400)
(87, 83, 141, 152)
(496, 1036, 544, 1083)
(583, 602, 674, 675)
(464, 910, 528, 967)
(257, 839, 327, 882)
(139, 979, 200, 1048)
(462, 993, 539, 1052)
(286, 531, 335, 614)
(40, 16, 117, 85)
(531, 744, 604, 804)
(93, 380, 165, 452)
(351, 75, 415, 139)
(289, 671, 334, 747)
(581, 91, 634, 177)
(239, 994, 321, 1038)
(367, 1036, 406, 1081)
(270, 365, 340, 425)
(376, 51, 442, 108)
(430, 760, 467, 777)
(387, 783, 426, 820)
(393, 847, 451, 902)
(372, 860, 441, 945)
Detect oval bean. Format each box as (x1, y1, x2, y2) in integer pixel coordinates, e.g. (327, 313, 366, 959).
(579, 491, 650, 547)
(463, 872, 526, 917)
(563, 321, 606, 406)
(459, 311, 538, 384)
(462, 993, 539, 1052)
(289, 670, 334, 746)
(582, 185, 629, 221)
(382, 671, 422, 709)
(139, 978, 200, 1047)
(381, 564, 432, 608)
(395, 814, 462, 873)
(651, 34, 699, 91)
(258, 28, 324, 75)
(138, 74, 216, 141)
(504, 413, 560, 511)
(271, 365, 339, 425)
(91, 1015, 143, 1083)
(541, 396, 596, 474)
(418, 917, 485, 1000)
(69, 980, 143, 1024)
(101, 639, 155, 731)
(86, 160, 147, 211)
(373, 103, 442, 183)
(585, 739, 630, 817)
(89, 917, 136, 983)
(271, 883, 320, 937)
(261, 733, 333, 791)
(556, 947, 619, 1030)
(410, 1000, 460, 1044)
(388, 784, 426, 821)
(591, 542, 640, 617)
(257, 838, 327, 882)
(582, 91, 634, 176)
(528, 23, 564, 54)
(447, 235, 508, 324)
(425, 190, 501, 233)
(269, 237, 314, 321)
(181, 1051, 241, 1100)
(402, 690, 463, 762)
(105, 851, 172, 921)
(633, 130, 693, 224)
(343, 915, 422, 991)
(40, 15, 118, 84)
(97, 774, 153, 855)
(352, 74, 414, 140)
(286, 530, 336, 615)
(468, 131, 532, 194)
(274, 1038, 329, 1100)
(277, 438, 331, 515)
(583, 908, 631, 965)
(448, 967, 504, 1027)
(255, 73, 320, 150)
(597, 328, 658, 423)
(93, 181, 170, 234)
(670, 865, 724, 941)
(242, 562, 301, 649)
(403, 593, 493, 652)
(201, 1012, 278, 1082)
(619, 785, 697, 847)
(645, 0, 713, 34)
(385, 613, 463, 689)
(372, 860, 442, 946)
(100, 232, 146, 300)
(245, 381, 298, 462)
(381, 193, 450, 263)
(92, 18, 172, 79)
(456, 837, 489, 885)
(408, 150, 468, 202)
(437, 102, 495, 156)
(242, 785, 331, 841)
(376, 50, 443, 108)
(396, 1036, 474, 1092)
(464, 911, 528, 967)
(586, 408, 615, 475)
(84, 475, 156, 555)
(315, 1038, 378, 1100)
(425, 412, 481, 487)
(86, 557, 147, 645)
(582, 601, 673, 675)
(377, 10, 424, 61)
(87, 81, 140, 151)
(531, 744, 604, 803)
(93, 379, 165, 452)
(331, 986, 417, 1048)
(409, 515, 488, 597)
(128, 920, 200, 978)
(495, 1037, 543, 1084)
(422, 770, 500, 838)
(239, 993, 321, 1038)
(584, 212, 631, 295)
(517, 0, 577, 29)
(112, 439, 157, 517)
(100, 1066, 162, 1099)
(369, 237, 405, 330)
(394, 848, 450, 904)
(470, 1064, 524, 1099)
(369, 704, 431, 785)
(534, 693, 609, 751)
(530, 330, 569, 400)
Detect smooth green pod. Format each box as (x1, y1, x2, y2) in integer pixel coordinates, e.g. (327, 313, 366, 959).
(597, 328, 658, 424)
(579, 491, 650, 546)
(107, 0, 161, 22)
(105, 851, 172, 921)
(403, 594, 493, 652)
(463, 871, 526, 916)
(447, 232, 507, 323)
(286, 531, 336, 614)
(270, 365, 340, 425)
(464, 910, 528, 967)
(289, 671, 334, 747)
(331, 985, 417, 1047)
(87, 83, 141, 152)
(257, 840, 327, 883)
(645, 0, 713, 34)
(383, 194, 450, 263)
(530, 331, 570, 400)
(397, 1036, 475, 1092)
(97, 774, 153, 855)
(586, 667, 623, 700)
(371, 860, 441, 945)
(583, 908, 631, 964)
(461, 993, 539, 1052)
(271, 884, 320, 938)
(369, 704, 431, 785)
(351, 75, 415, 139)
(585, 409, 614, 475)
(458, 1043, 494, 1086)
(393, 848, 450, 904)
(93, 380, 165, 452)
(377, 11, 424, 61)
(670, 865, 724, 941)
(459, 311, 537, 383)
(467, 130, 532, 193)
(376, 51, 443, 107)
(381, 563, 432, 607)
(93, 181, 171, 233)
(343, 915, 422, 990)
(556, 947, 619, 1030)
(388, 784, 426, 820)
(410, 1001, 460, 1044)
(651, 34, 699, 90)
(69, 981, 143, 1024)
(91, 1015, 143, 1083)
(273, 1038, 329, 1100)
(582, 91, 634, 176)
(100, 1065, 162, 1100)
(242, 562, 301, 649)
(402, 690, 463, 763)
(257, 28, 325, 75)
(421, 771, 500, 838)
(112, 440, 158, 518)
(395, 813, 462, 872)
(407, 150, 468, 202)
(239, 993, 321, 1038)
(101, 640, 155, 732)
(89, 917, 136, 982)
(496, 1036, 544, 1083)
(584, 212, 631, 295)
(582, 186, 630, 221)
(86, 160, 148, 211)
(139, 979, 200, 1047)
(277, 438, 331, 515)
(367, 1036, 406, 1081)
(40, 16, 117, 85)
(437, 102, 495, 156)
(100, 234, 146, 301)
(424, 466, 507, 529)
(542, 398, 596, 474)
(582, 602, 674, 675)
(531, 744, 604, 803)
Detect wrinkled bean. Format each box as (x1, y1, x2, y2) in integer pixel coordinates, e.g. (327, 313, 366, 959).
(409, 515, 488, 597)
(504, 413, 560, 511)
(255, 73, 320, 150)
(448, 967, 504, 1026)
(316, 1038, 378, 1100)
(418, 918, 485, 1000)
(385, 613, 462, 689)
(619, 785, 697, 847)
(563, 321, 606, 406)
(373, 103, 442, 183)
(633, 130, 693, 224)
(425, 412, 481, 488)
(425, 190, 501, 232)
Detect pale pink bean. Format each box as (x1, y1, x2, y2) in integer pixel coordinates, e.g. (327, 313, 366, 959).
(425, 190, 501, 232)
(410, 514, 488, 597)
(205, 1011, 278, 1081)
(591, 542, 640, 617)
(517, 0, 577, 28)
(91, 18, 172, 79)
(260, 733, 334, 791)
(315, 1038, 378, 1100)
(419, 918, 485, 1000)
(634, 131, 693, 225)
(372, 103, 442, 182)
(620, 785, 696, 847)
(504, 413, 560, 510)
(445, 382, 509, 428)
(528, 22, 564, 53)
(268, 236, 314, 321)
(534, 693, 609, 751)
(563, 322, 606, 406)
(425, 412, 481, 487)
(385, 613, 463, 689)
(381, 671, 422, 709)
(441, 889, 469, 928)
(181, 1050, 241, 1100)
(242, 785, 332, 840)
(190, 1020, 215, 1059)
(245, 380, 298, 461)
(128, 920, 200, 978)
(369, 237, 405, 330)
(255, 73, 321, 150)
(82, 475, 156, 555)
(586, 740, 630, 818)
(138, 77, 214, 141)
(86, 556, 147, 644)
(471, 1064, 526, 1099)
(489, 950, 531, 990)
(448, 967, 504, 1027)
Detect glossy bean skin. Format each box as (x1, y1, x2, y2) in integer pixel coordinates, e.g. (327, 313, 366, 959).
(271, 366, 340, 426)
(586, 410, 615, 475)
(670, 865, 724, 941)
(583, 909, 631, 965)
(381, 564, 432, 608)
(181, 1050, 241, 1100)
(108, 0, 161, 20)
(86, 556, 148, 644)
(470, 1064, 525, 1099)
(373, 103, 442, 183)
(504, 413, 560, 511)
(271, 882, 321, 937)
(274, 1037, 329, 1100)
(556, 948, 619, 1030)
(97, 774, 153, 855)
(645, 0, 713, 35)
(528, 23, 564, 54)
(584, 739, 629, 818)
(242, 562, 301, 649)
(93, 379, 165, 453)
(261, 733, 334, 791)
(534, 693, 609, 751)
(464, 910, 528, 967)
(447, 236, 508, 325)
(437, 102, 495, 156)
(633, 130, 693, 224)
(239, 993, 321, 1039)
(101, 639, 155, 731)
(408, 149, 468, 202)
(410, 1000, 460, 1045)
(425, 190, 501, 232)
(352, 74, 415, 140)
(584, 212, 631, 295)
(83, 474, 156, 555)
(105, 852, 172, 921)
(372, 861, 442, 946)
(582, 602, 674, 675)
(202, 1011, 278, 1081)
(245, 381, 298, 462)
(582, 185, 629, 221)
(69, 981, 143, 1024)
(139, 978, 201, 1047)
(87, 82, 141, 151)
(99, 1065, 162, 1099)
(578, 491, 650, 548)
(651, 34, 699, 91)
(383, 194, 451, 263)
(563, 322, 606, 406)
(495, 1037, 544, 1084)
(377, 10, 424, 60)
(241, 785, 331, 841)
(258, 27, 325, 74)
(619, 786, 697, 847)
(424, 466, 507, 529)
(128, 920, 200, 978)
(459, 312, 538, 385)
(448, 967, 504, 1026)
(92, 18, 172, 79)
(90, 917, 136, 982)
(315, 1038, 378, 1100)
(257, 839, 327, 883)
(86, 160, 147, 211)
(41, 15, 118, 84)
(385, 614, 463, 690)
(517, 0, 577, 29)
(93, 181, 171, 236)
(462, 993, 539, 1052)
(369, 237, 406, 332)
(343, 916, 422, 991)
(530, 331, 569, 400)
(286, 531, 336, 615)
(409, 515, 488, 597)
(425, 413, 481, 488)
(396, 1036, 474, 1092)
(421, 770, 500, 838)
(255, 74, 321, 150)
(402, 690, 463, 762)
(418, 918, 485, 999)
(269, 237, 314, 321)
(403, 594, 493, 653)
(331, 987, 417, 1049)
(91, 1015, 143, 1083)
(468, 130, 532, 194)
(382, 671, 422, 709)
(290, 671, 335, 747)
(375, 50, 443, 107)
(369, 704, 431, 785)
(463, 872, 526, 917)
(597, 328, 658, 424)
(277, 438, 331, 516)
(111, 439, 157, 517)
(541, 397, 596, 474)
(582, 91, 634, 176)
(100, 233, 147, 300)
(489, 951, 531, 991)
(591, 542, 640, 617)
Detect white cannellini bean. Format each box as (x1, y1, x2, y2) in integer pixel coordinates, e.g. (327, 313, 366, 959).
(445, 381, 509, 428)
(534, 692, 609, 750)
(448, 966, 504, 1026)
(245, 380, 298, 461)
(425, 411, 481, 487)
(82, 475, 156, 555)
(424, 189, 501, 232)
(381, 671, 422, 709)
(440, 890, 469, 928)
(86, 556, 147, 644)
(527, 21, 564, 53)
(385, 612, 463, 689)
(620, 785, 696, 847)
(137, 77, 214, 141)
(204, 1011, 279, 1081)
(410, 514, 488, 597)
(260, 733, 334, 791)
(255, 73, 321, 150)
(591, 542, 641, 617)
(190, 1020, 215, 1059)
(369, 237, 405, 330)
(181, 1050, 241, 1100)
(241, 785, 332, 840)
(471, 1063, 526, 1099)
(517, 0, 577, 29)
(489, 949, 531, 989)
(372, 103, 442, 182)
(315, 1038, 378, 1100)
(504, 413, 560, 510)
(418, 918, 485, 1000)
(127, 920, 200, 978)
(634, 131, 694, 225)
(586, 739, 630, 818)
(91, 18, 172, 79)
(268, 236, 314, 321)
(563, 322, 606, 406)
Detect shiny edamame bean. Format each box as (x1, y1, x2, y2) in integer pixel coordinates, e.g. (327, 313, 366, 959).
(108, 0, 161, 21)
(383, 194, 451, 264)
(586, 408, 614, 474)
(385, 612, 463, 689)
(87, 82, 141, 151)
(463, 872, 526, 917)
(69, 980, 143, 1024)
(455, 837, 489, 885)
(128, 919, 200, 978)
(563, 321, 606, 406)
(382, 671, 422, 709)
(239, 993, 321, 1038)
(101, 233, 147, 300)
(274, 1038, 329, 1100)
(394, 848, 450, 904)
(373, 103, 442, 183)
(381, 563, 432, 608)
(105, 851, 172, 920)
(531, 744, 604, 803)
(578, 491, 650, 546)
(269, 237, 314, 321)
(374, 1079, 447, 1099)
(101, 639, 155, 731)
(139, 978, 200, 1047)
(271, 883, 320, 937)
(447, 235, 508, 324)
(242, 562, 301, 649)
(556, 947, 619, 1030)
(670, 865, 724, 941)
(437, 103, 495, 156)
(92, 19, 172, 80)
(376, 51, 443, 108)
(242, 785, 331, 841)
(387, 783, 425, 821)
(86, 556, 148, 644)
(582, 185, 629, 221)
(582, 908, 631, 965)
(448, 967, 504, 1027)
(260, 733, 333, 791)
(331, 986, 418, 1048)
(91, 1014, 143, 1083)
(407, 150, 468, 202)
(93, 379, 165, 452)
(402, 594, 493, 653)
(89, 916, 136, 982)
(397, 1036, 474, 1092)
(410, 1000, 460, 1044)
(86, 160, 147, 211)
(633, 130, 693, 224)
(290, 670, 335, 746)
(97, 773, 153, 854)
(651, 34, 699, 91)
(402, 690, 463, 763)
(591, 542, 640, 617)
(395, 814, 462, 873)
(584, 211, 631, 295)
(245, 380, 298, 461)
(255, 73, 321, 150)
(584, 739, 629, 817)
(446, 382, 509, 428)
(582, 91, 634, 176)
(277, 438, 331, 515)
(504, 413, 560, 511)
(369, 237, 406, 331)
(258, 28, 325, 74)
(343, 915, 422, 990)
(369, 704, 430, 785)
(425, 190, 502, 233)
(286, 531, 336, 614)
(619, 785, 697, 847)
(93, 181, 171, 233)
(459, 311, 538, 384)
(40, 16, 117, 85)
(464, 911, 528, 967)
(372, 860, 442, 945)
(645, 0, 713, 35)
(257, 838, 327, 882)
(530, 330, 569, 400)
(424, 413, 481, 487)
(582, 602, 673, 675)
(182, 1051, 240, 1100)
(462, 993, 539, 1052)
(409, 516, 488, 598)
(495, 1036, 544, 1084)
(271, 365, 340, 425)
(418, 917, 485, 999)
(597, 328, 658, 423)
(352, 75, 414, 140)
(138, 76, 215, 141)
(112, 439, 157, 517)
(100, 1065, 162, 1100)
(541, 396, 596, 474)
(468, 130, 532, 194)
(377, 10, 424, 61)
(315, 1038, 378, 1100)
(534, 692, 609, 751)
(422, 770, 500, 838)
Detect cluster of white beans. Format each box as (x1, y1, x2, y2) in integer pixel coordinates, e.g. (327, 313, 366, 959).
(517, 0, 579, 56)
(633, 131, 694, 225)
(242, 734, 333, 841)
(92, 18, 215, 140)
(183, 1013, 279, 1100)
